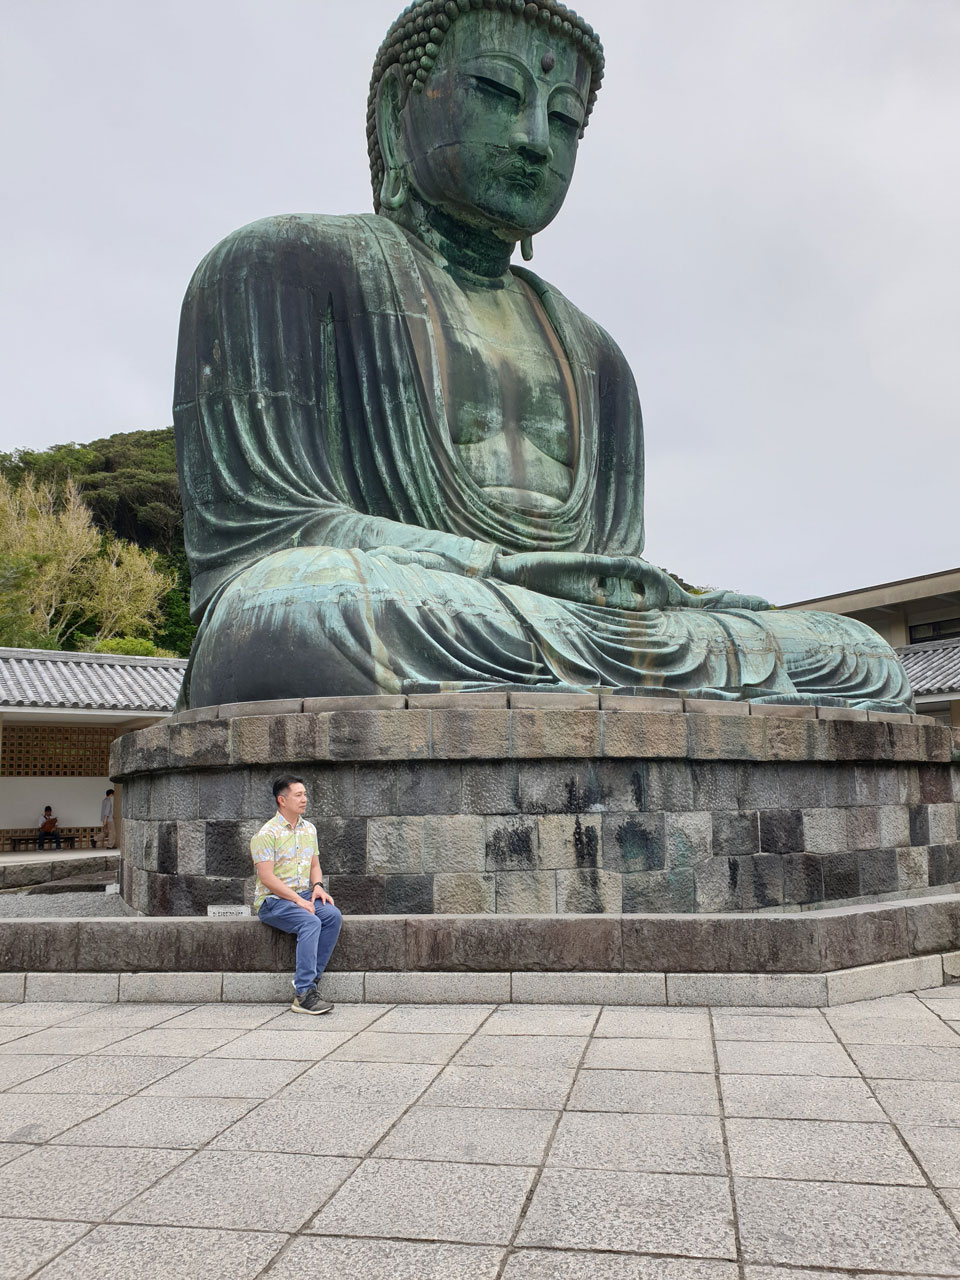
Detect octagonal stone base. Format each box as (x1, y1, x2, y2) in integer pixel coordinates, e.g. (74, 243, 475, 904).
(110, 692, 960, 917)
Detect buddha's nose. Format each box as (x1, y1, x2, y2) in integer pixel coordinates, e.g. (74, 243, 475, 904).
(511, 117, 553, 165)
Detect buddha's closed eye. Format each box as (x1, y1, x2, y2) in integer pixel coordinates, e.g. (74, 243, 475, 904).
(471, 74, 522, 104)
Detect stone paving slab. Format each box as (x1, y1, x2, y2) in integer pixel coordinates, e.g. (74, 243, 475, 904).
(210, 1097, 404, 1158)
(0, 1218, 91, 1279)
(720, 1073, 886, 1122)
(277, 1058, 439, 1107)
(567, 1067, 721, 1116)
(548, 1111, 726, 1175)
(113, 1149, 357, 1232)
(901, 1124, 960, 1186)
(421, 1063, 575, 1110)
(725, 1116, 924, 1183)
(59, 1003, 197, 1029)
(827, 1012, 960, 1046)
(503, 1255, 738, 1280)
(453, 1033, 587, 1068)
(309, 1156, 535, 1244)
(0, 1094, 121, 1143)
(377, 1103, 557, 1165)
(594, 1008, 712, 1039)
(0, 1055, 72, 1090)
(585, 1036, 715, 1073)
(269, 1236, 503, 1279)
(0, 991, 955, 1275)
(0, 1145, 186, 1220)
(50, 1095, 257, 1149)
(845, 1042, 960, 1080)
(517, 1167, 737, 1257)
(8, 1054, 192, 1096)
(735, 1176, 960, 1272)
(711, 1012, 834, 1042)
(32, 1224, 286, 1280)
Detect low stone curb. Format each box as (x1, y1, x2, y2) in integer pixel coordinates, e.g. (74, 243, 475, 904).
(0, 855, 118, 891)
(0, 950, 953, 1007)
(1, 893, 957, 977)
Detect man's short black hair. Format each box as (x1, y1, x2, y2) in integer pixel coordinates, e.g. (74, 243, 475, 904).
(272, 774, 305, 801)
(43, 806, 52, 813)
(105, 788, 115, 796)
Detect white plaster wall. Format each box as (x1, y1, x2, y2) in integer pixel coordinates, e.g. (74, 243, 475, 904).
(0, 777, 113, 829)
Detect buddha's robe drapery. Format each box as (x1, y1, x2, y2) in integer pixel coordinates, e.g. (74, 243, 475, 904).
(174, 213, 911, 711)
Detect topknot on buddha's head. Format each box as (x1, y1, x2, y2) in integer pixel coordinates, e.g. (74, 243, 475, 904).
(367, 0, 605, 211)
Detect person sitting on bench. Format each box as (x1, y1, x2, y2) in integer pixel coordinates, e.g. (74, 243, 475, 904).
(37, 807, 61, 851)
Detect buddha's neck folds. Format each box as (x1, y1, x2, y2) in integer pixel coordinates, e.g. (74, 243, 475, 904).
(392, 195, 515, 284)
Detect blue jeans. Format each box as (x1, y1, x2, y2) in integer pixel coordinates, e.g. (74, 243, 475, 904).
(258, 892, 342, 995)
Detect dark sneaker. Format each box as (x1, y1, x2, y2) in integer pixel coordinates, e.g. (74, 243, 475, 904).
(291, 988, 334, 1015)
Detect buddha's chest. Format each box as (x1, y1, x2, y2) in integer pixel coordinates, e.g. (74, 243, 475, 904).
(419, 265, 578, 511)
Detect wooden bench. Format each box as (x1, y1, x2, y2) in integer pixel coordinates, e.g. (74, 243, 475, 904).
(0, 828, 97, 854)
(9, 834, 78, 852)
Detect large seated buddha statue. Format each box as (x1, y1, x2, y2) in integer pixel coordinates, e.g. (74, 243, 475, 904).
(174, 0, 910, 712)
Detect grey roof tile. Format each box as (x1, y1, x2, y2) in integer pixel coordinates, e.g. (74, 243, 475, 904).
(0, 647, 186, 713)
(896, 638, 960, 697)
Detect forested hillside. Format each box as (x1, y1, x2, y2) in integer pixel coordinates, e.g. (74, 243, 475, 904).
(0, 428, 195, 656)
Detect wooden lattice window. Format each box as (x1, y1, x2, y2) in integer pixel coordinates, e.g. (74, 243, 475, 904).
(0, 725, 114, 778)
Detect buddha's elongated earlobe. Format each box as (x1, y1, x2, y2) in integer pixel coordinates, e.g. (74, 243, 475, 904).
(380, 164, 408, 211)
(376, 66, 410, 213)
(521, 236, 534, 261)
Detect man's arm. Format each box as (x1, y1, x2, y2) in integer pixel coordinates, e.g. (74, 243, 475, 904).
(255, 860, 315, 913)
(308, 854, 335, 906)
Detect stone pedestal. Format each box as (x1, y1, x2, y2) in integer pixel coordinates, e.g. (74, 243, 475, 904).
(110, 692, 960, 917)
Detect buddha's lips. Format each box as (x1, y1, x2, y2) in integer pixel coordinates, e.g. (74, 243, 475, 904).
(495, 160, 546, 193)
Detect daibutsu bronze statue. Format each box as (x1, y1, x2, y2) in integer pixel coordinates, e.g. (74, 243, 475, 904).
(173, 0, 910, 713)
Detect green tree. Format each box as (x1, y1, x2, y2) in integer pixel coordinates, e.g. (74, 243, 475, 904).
(0, 428, 196, 656)
(0, 475, 174, 651)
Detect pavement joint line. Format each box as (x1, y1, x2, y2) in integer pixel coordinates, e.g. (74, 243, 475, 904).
(493, 1002, 603, 1280)
(709, 1005, 747, 1280)
(840, 992, 960, 1239)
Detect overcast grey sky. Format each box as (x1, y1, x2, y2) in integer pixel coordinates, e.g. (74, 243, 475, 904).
(2, 0, 957, 603)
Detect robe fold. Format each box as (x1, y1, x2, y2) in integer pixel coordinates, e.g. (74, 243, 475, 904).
(174, 212, 911, 711)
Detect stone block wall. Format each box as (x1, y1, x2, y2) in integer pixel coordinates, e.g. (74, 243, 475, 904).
(112, 693, 960, 916)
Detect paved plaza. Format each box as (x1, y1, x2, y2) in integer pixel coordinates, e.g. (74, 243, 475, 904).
(0, 992, 957, 1278)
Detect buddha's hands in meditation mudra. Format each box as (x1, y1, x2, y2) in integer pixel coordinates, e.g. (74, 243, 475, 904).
(375, 547, 770, 613)
(491, 553, 771, 612)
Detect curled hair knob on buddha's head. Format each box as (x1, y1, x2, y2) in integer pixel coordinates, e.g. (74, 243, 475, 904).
(366, 0, 605, 212)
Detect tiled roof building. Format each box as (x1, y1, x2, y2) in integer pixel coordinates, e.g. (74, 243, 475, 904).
(897, 637, 960, 699)
(0, 647, 185, 716)
(0, 647, 185, 845)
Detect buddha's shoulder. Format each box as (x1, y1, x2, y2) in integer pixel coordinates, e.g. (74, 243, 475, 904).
(516, 267, 633, 374)
(190, 213, 386, 284)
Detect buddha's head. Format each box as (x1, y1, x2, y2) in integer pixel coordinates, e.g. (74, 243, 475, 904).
(368, 0, 604, 246)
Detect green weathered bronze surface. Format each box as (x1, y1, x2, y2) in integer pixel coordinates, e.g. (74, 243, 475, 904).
(173, 2, 911, 712)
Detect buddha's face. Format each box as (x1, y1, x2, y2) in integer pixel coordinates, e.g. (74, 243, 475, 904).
(396, 10, 591, 239)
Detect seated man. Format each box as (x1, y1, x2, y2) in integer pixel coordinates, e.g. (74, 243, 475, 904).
(174, 0, 910, 713)
(37, 806, 61, 851)
(251, 774, 342, 1015)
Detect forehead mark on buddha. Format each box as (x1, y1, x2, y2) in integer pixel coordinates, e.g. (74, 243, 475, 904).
(367, 0, 604, 212)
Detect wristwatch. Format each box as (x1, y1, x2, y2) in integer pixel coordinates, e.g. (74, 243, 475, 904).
(311, 880, 324, 892)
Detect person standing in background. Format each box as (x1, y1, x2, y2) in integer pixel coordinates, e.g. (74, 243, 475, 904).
(100, 788, 116, 849)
